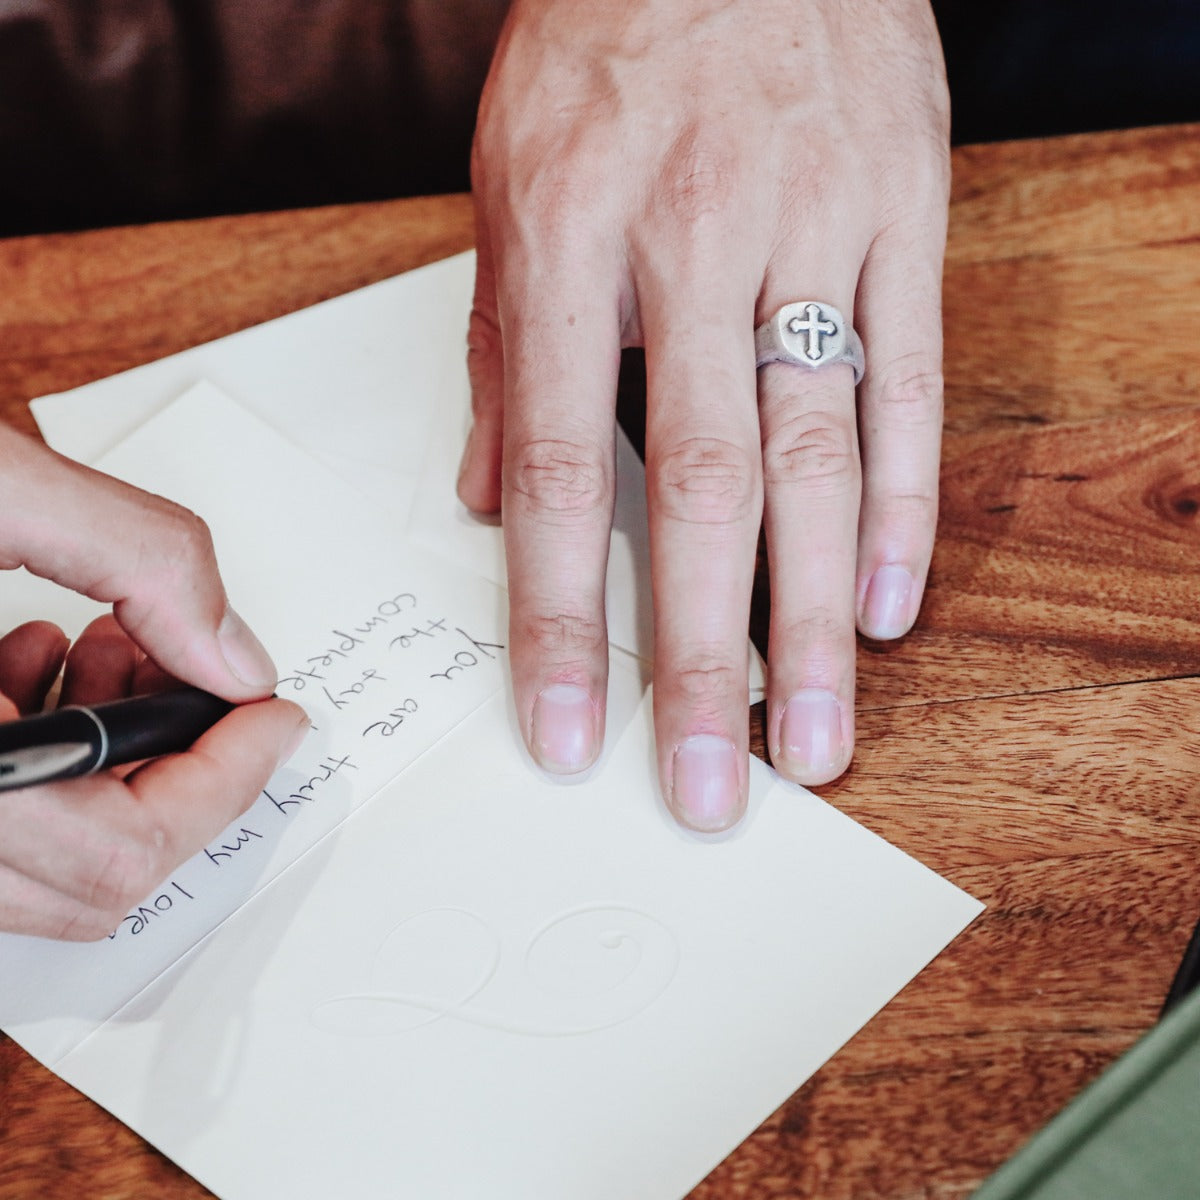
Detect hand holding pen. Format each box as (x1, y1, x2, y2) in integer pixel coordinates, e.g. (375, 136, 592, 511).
(0, 426, 308, 942)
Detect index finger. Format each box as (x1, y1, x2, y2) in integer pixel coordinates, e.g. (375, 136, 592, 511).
(490, 209, 624, 776)
(0, 427, 277, 700)
(638, 276, 763, 833)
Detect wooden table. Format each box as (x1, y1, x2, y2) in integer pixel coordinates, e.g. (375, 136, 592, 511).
(2, 123, 1200, 1198)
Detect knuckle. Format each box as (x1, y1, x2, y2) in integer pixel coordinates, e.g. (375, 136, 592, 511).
(88, 495, 216, 607)
(864, 487, 940, 555)
(672, 653, 743, 713)
(782, 136, 840, 214)
(56, 906, 118, 943)
(650, 437, 759, 526)
(466, 305, 502, 365)
(471, 89, 524, 174)
(874, 488, 939, 530)
(774, 608, 855, 675)
(476, 156, 610, 267)
(658, 135, 739, 226)
(519, 611, 606, 660)
(780, 607, 847, 646)
(522, 169, 592, 242)
(873, 359, 944, 425)
(80, 829, 163, 914)
(152, 504, 217, 587)
(466, 308, 504, 416)
(508, 438, 611, 521)
(498, 140, 611, 250)
(762, 415, 860, 496)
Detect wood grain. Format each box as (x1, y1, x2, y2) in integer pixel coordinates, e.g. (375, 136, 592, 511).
(0, 195, 474, 437)
(727, 677, 1200, 1200)
(943, 123, 1200, 435)
(4, 125, 1200, 1199)
(946, 124, 1200, 267)
(943, 243, 1200, 433)
(858, 408, 1200, 712)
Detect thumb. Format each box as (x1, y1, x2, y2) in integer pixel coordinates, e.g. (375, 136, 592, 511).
(0, 428, 277, 701)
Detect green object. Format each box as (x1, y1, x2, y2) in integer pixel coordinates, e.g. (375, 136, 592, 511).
(971, 985, 1200, 1200)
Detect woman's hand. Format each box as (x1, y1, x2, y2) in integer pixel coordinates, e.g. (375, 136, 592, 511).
(0, 428, 307, 939)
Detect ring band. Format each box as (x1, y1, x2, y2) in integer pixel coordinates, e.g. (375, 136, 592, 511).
(754, 301, 865, 384)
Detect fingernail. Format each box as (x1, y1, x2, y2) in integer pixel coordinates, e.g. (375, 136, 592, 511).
(532, 684, 596, 773)
(780, 689, 845, 776)
(217, 607, 278, 692)
(671, 735, 742, 833)
(861, 564, 915, 640)
(278, 717, 310, 768)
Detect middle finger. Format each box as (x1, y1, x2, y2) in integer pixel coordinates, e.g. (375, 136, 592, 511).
(635, 250, 763, 833)
(60, 614, 141, 707)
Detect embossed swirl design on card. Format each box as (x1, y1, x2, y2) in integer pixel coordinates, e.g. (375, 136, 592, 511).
(312, 905, 680, 1038)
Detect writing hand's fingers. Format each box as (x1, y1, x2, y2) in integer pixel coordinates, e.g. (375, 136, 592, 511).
(636, 249, 763, 831)
(0, 861, 107, 944)
(60, 615, 141, 707)
(122, 697, 308, 851)
(131, 655, 178, 697)
(854, 203, 948, 641)
(0, 697, 307, 940)
(0, 621, 69, 716)
(458, 213, 505, 515)
(0, 427, 276, 701)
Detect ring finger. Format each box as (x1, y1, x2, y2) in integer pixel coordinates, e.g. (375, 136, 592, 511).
(757, 261, 865, 785)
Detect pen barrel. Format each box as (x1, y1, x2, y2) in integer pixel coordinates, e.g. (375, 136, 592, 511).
(0, 688, 237, 792)
(91, 689, 235, 765)
(0, 707, 106, 776)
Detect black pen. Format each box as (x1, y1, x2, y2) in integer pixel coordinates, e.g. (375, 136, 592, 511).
(0, 688, 234, 792)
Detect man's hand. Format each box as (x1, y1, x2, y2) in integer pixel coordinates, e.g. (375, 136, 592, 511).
(460, 0, 949, 829)
(0, 429, 307, 939)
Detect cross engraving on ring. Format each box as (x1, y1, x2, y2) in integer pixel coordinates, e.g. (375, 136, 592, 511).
(787, 303, 838, 362)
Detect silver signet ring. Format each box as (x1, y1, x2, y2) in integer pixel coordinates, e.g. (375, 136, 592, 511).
(754, 301, 865, 385)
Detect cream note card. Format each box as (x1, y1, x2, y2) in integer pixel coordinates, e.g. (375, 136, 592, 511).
(1, 383, 981, 1199)
(40, 673, 980, 1200)
(0, 382, 508, 1063)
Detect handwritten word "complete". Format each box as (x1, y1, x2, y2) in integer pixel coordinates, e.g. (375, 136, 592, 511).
(279, 593, 419, 691)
